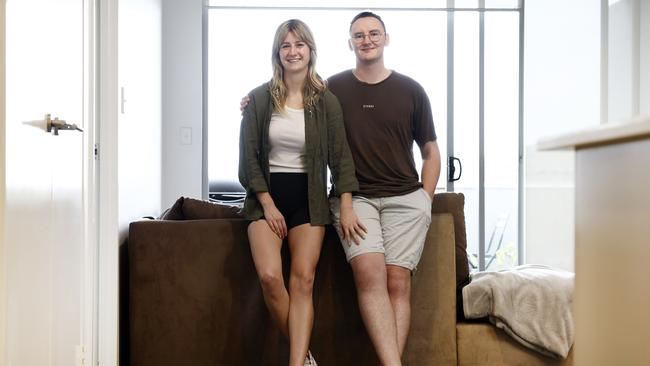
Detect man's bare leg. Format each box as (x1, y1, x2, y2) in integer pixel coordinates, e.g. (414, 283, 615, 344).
(350, 253, 401, 366)
(386, 265, 412, 354)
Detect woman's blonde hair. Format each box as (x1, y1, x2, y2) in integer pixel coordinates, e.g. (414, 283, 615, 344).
(270, 19, 326, 112)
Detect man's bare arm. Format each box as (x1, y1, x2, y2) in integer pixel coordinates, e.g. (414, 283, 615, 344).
(420, 140, 441, 199)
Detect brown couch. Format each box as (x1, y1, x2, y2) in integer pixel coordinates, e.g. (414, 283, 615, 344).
(127, 193, 573, 365)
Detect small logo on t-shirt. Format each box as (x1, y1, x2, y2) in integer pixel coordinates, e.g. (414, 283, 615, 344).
(362, 104, 375, 109)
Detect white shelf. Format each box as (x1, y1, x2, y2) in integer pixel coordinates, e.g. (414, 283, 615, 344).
(537, 115, 650, 150)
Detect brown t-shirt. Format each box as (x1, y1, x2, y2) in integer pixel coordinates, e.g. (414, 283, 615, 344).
(328, 70, 437, 197)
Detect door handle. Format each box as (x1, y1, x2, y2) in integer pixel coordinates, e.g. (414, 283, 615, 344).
(448, 156, 462, 182)
(23, 114, 83, 135)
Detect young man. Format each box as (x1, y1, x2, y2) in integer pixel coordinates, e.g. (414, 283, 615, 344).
(327, 12, 441, 365)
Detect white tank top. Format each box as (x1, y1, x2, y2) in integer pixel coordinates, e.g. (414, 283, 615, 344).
(268, 106, 307, 173)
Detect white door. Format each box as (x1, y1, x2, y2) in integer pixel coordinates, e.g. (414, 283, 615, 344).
(4, 0, 93, 365)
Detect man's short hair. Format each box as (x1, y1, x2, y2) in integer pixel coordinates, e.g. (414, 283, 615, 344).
(350, 11, 386, 33)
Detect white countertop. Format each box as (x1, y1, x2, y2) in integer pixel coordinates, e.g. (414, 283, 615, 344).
(537, 115, 650, 150)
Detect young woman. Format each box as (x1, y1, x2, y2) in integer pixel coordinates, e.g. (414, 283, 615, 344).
(238, 19, 366, 366)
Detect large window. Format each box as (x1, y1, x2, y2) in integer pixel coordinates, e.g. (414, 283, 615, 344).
(206, 1, 523, 271)
(206, 6, 448, 193)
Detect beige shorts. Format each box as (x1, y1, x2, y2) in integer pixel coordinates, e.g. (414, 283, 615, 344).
(330, 188, 432, 271)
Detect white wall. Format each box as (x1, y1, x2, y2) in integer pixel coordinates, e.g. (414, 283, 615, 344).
(161, 0, 203, 209)
(639, 0, 650, 116)
(524, 0, 601, 271)
(524, 147, 575, 271)
(0, 1, 6, 362)
(608, 0, 638, 122)
(608, 0, 650, 120)
(118, 0, 163, 236)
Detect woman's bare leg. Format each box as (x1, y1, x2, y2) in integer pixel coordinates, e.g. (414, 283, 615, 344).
(248, 219, 289, 337)
(287, 224, 325, 366)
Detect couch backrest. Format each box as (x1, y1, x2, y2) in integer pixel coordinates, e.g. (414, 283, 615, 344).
(431, 193, 469, 290)
(405, 213, 458, 365)
(160, 193, 470, 290)
(129, 213, 459, 365)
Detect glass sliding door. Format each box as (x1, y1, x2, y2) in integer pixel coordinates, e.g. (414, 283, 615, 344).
(206, 2, 523, 271)
(453, 11, 481, 271)
(483, 11, 520, 270)
(451, 8, 521, 271)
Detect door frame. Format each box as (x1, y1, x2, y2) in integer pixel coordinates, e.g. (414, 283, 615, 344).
(1, 0, 7, 363)
(0, 0, 120, 364)
(98, 0, 119, 365)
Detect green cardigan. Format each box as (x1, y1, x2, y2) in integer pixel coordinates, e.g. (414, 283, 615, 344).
(238, 83, 359, 225)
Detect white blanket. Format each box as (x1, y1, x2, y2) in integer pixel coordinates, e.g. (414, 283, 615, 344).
(462, 264, 574, 359)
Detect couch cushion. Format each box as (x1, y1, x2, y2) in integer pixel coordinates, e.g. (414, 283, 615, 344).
(158, 196, 185, 220)
(181, 197, 242, 220)
(159, 197, 243, 220)
(456, 323, 574, 366)
(431, 192, 469, 290)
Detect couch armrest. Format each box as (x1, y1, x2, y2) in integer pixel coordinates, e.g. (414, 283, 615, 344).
(129, 219, 286, 366)
(404, 213, 458, 366)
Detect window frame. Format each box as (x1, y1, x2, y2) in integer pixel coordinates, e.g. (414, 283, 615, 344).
(202, 0, 525, 271)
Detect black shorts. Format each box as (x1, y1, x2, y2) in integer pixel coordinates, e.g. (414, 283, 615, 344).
(268, 172, 310, 229)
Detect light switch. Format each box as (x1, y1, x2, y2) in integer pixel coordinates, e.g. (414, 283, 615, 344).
(180, 127, 192, 145)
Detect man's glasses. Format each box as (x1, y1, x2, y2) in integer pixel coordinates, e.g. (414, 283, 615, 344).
(351, 31, 383, 44)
